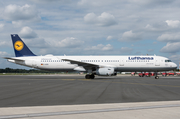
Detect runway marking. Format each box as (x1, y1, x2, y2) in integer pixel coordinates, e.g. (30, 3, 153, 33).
(61, 79, 75, 81)
(78, 79, 92, 81)
(0, 104, 180, 118)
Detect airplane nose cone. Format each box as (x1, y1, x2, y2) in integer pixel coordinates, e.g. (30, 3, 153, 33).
(173, 63, 177, 68)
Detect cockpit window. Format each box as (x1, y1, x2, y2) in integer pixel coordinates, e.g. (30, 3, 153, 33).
(165, 60, 172, 62)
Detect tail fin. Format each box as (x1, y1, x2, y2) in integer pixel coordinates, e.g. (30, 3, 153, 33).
(11, 34, 36, 57)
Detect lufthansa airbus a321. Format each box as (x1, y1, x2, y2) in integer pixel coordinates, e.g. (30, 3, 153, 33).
(4, 34, 177, 79)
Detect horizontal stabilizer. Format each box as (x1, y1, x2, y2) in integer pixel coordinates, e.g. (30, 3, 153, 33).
(3, 57, 25, 61)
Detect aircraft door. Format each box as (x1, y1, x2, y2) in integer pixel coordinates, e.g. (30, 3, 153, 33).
(155, 58, 160, 66)
(119, 58, 124, 66)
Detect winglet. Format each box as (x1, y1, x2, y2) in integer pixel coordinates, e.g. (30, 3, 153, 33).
(11, 34, 36, 57)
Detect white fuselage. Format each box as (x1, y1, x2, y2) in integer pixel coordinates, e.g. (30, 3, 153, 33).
(8, 55, 177, 72)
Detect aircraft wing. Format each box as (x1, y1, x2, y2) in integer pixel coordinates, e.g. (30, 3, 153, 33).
(62, 58, 100, 69)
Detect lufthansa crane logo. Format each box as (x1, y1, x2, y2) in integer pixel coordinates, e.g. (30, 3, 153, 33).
(14, 41, 24, 51)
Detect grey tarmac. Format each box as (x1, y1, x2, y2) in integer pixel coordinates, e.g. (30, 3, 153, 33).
(0, 75, 180, 119)
(0, 75, 180, 107)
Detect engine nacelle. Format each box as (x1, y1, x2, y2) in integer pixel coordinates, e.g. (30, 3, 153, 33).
(95, 68, 116, 76)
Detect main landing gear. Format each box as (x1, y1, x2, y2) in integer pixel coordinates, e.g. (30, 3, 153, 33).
(85, 74, 95, 79)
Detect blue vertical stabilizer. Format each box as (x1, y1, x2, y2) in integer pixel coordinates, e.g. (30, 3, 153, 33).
(11, 34, 36, 57)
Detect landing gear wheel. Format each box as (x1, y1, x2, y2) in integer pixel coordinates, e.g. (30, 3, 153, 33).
(90, 74, 95, 79)
(85, 74, 90, 79)
(154, 72, 159, 79)
(85, 74, 95, 79)
(155, 76, 159, 79)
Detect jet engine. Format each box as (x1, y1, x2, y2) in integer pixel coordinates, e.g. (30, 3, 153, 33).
(95, 68, 116, 76)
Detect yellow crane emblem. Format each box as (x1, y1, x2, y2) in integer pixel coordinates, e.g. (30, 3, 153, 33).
(14, 41, 24, 51)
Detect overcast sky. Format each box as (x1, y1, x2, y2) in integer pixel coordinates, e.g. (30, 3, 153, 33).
(0, 0, 180, 69)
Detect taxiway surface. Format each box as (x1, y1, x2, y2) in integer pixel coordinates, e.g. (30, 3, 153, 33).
(0, 75, 180, 107)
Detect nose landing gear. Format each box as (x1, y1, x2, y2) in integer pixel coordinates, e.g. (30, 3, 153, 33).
(155, 72, 159, 79)
(155, 76, 159, 79)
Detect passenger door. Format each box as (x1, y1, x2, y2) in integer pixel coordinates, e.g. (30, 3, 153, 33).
(155, 58, 160, 66)
(119, 58, 124, 66)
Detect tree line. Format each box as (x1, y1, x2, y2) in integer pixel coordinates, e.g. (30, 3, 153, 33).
(0, 68, 53, 73)
(0, 68, 178, 73)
